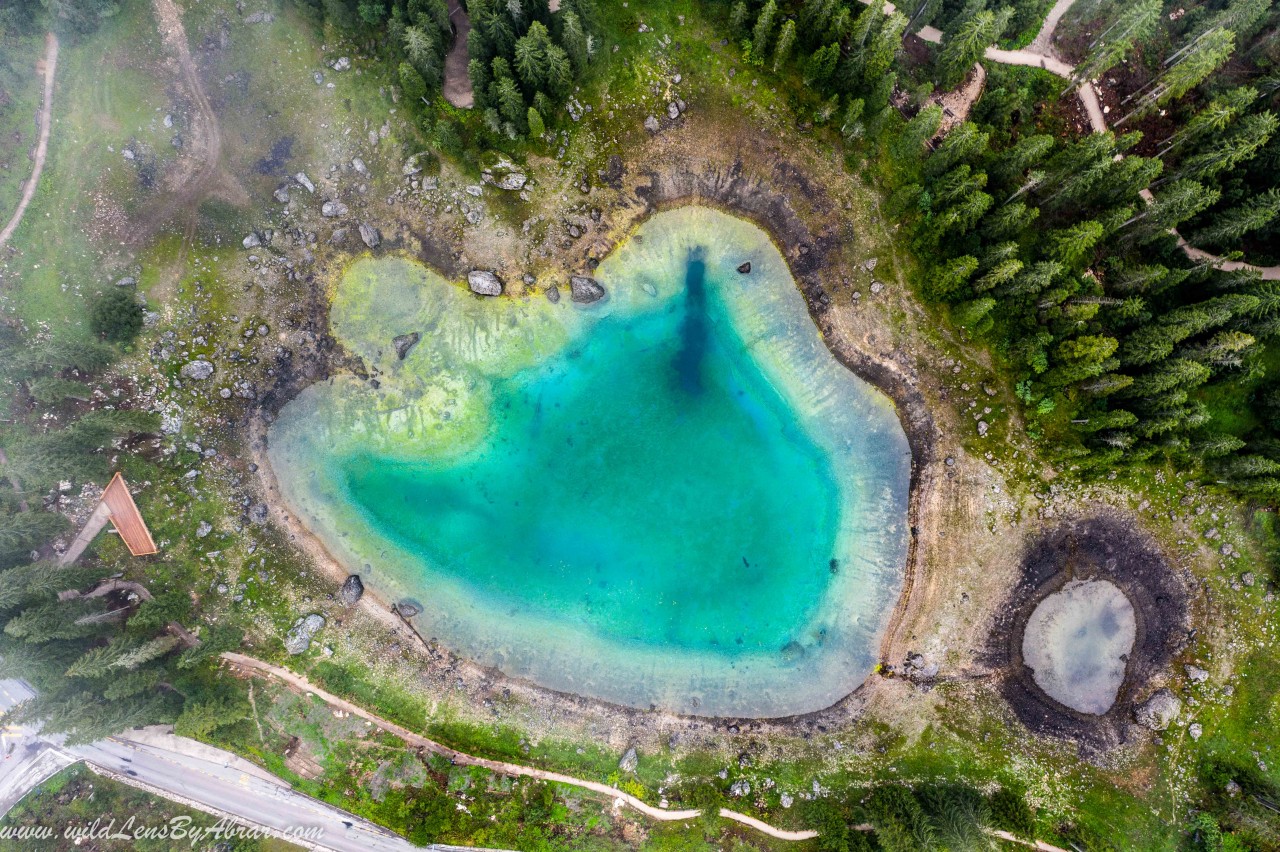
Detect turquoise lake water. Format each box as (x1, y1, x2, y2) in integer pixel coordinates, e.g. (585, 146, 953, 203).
(268, 207, 910, 716)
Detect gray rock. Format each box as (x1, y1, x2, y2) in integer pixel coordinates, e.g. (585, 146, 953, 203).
(780, 792, 794, 809)
(618, 747, 638, 773)
(338, 574, 364, 606)
(242, 233, 261, 249)
(737, 262, 751, 274)
(394, 599, 423, 618)
(248, 503, 269, 525)
(330, 228, 348, 245)
(331, 56, 351, 71)
(196, 521, 213, 538)
(667, 101, 680, 120)
(392, 332, 421, 360)
(115, 276, 137, 287)
(180, 360, 215, 381)
(468, 270, 503, 296)
(729, 780, 750, 797)
(644, 115, 660, 133)
(570, 275, 606, 304)
(284, 614, 325, 655)
(351, 157, 368, 175)
(1189, 723, 1203, 741)
(244, 11, 274, 23)
(1134, 688, 1181, 731)
(1186, 665, 1210, 684)
(863, 257, 878, 272)
(321, 200, 348, 217)
(313, 71, 324, 85)
(273, 186, 290, 203)
(293, 172, 315, 193)
(359, 222, 381, 248)
(546, 284, 561, 304)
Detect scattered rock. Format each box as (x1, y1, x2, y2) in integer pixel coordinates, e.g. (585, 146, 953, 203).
(351, 157, 368, 175)
(863, 257, 878, 272)
(321, 200, 348, 217)
(468, 270, 504, 296)
(359, 222, 381, 248)
(284, 614, 325, 655)
(870, 280, 884, 294)
(330, 228, 348, 245)
(1134, 688, 1181, 731)
(244, 10, 274, 23)
(337, 575, 365, 606)
(667, 101, 680, 120)
(780, 792, 794, 809)
(618, 747, 638, 773)
(273, 186, 290, 203)
(115, 276, 136, 287)
(196, 521, 213, 538)
(1242, 572, 1256, 587)
(248, 503, 269, 525)
(242, 233, 261, 249)
(545, 284, 561, 304)
(729, 780, 750, 797)
(570, 275, 606, 304)
(180, 360, 215, 381)
(1189, 723, 1203, 741)
(392, 332, 421, 360)
(293, 172, 315, 193)
(331, 56, 351, 71)
(1185, 665, 1209, 684)
(644, 115, 660, 133)
(737, 261, 751, 274)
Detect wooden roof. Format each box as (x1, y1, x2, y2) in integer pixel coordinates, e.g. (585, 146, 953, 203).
(101, 472, 158, 556)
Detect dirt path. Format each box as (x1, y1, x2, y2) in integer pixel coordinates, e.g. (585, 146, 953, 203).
(0, 32, 57, 250)
(1027, 0, 1077, 57)
(139, 0, 246, 245)
(442, 0, 474, 108)
(220, 652, 821, 842)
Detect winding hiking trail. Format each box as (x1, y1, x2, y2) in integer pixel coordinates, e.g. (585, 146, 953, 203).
(221, 653, 820, 841)
(970, 0, 1280, 279)
(443, 0, 475, 108)
(0, 33, 57, 250)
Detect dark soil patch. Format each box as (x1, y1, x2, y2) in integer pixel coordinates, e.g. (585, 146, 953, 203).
(984, 515, 1191, 756)
(255, 136, 294, 175)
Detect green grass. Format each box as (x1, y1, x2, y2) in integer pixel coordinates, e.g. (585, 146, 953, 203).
(0, 33, 44, 219)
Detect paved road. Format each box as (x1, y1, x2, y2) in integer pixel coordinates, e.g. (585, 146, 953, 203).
(0, 32, 57, 249)
(0, 680, 76, 818)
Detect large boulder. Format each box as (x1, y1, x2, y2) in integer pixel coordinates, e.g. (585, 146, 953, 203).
(392, 332, 421, 360)
(570, 275, 606, 304)
(284, 614, 325, 655)
(1134, 688, 1182, 731)
(468, 270, 503, 296)
(618, 747, 638, 773)
(180, 360, 214, 381)
(337, 575, 364, 606)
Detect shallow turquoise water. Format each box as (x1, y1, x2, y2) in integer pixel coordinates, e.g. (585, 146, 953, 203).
(269, 207, 910, 716)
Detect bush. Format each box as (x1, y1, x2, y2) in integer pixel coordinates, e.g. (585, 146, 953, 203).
(989, 785, 1036, 838)
(89, 288, 144, 344)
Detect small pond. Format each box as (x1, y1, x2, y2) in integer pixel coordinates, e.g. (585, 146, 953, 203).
(1022, 579, 1137, 715)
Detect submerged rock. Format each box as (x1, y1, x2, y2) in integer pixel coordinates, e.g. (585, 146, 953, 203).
(1135, 688, 1181, 731)
(570, 275, 606, 304)
(285, 614, 325, 654)
(394, 599, 423, 618)
(468, 270, 503, 296)
(180, 360, 214, 381)
(338, 575, 364, 606)
(737, 261, 751, 274)
(392, 332, 421, 360)
(359, 222, 381, 248)
(618, 747, 638, 773)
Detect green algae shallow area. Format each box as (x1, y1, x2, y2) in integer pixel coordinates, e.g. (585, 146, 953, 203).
(268, 206, 910, 717)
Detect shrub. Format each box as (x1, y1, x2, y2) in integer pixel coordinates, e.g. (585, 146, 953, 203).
(89, 288, 144, 344)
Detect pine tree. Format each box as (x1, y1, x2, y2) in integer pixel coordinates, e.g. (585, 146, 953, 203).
(752, 0, 779, 56)
(1072, 0, 1160, 83)
(526, 106, 546, 137)
(1159, 87, 1257, 156)
(926, 122, 989, 177)
(399, 62, 429, 103)
(1122, 28, 1235, 121)
(1190, 188, 1280, 247)
(938, 9, 1010, 88)
(729, 0, 749, 36)
(1178, 112, 1279, 181)
(560, 10, 589, 72)
(773, 19, 796, 73)
(863, 13, 908, 85)
(804, 43, 841, 85)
